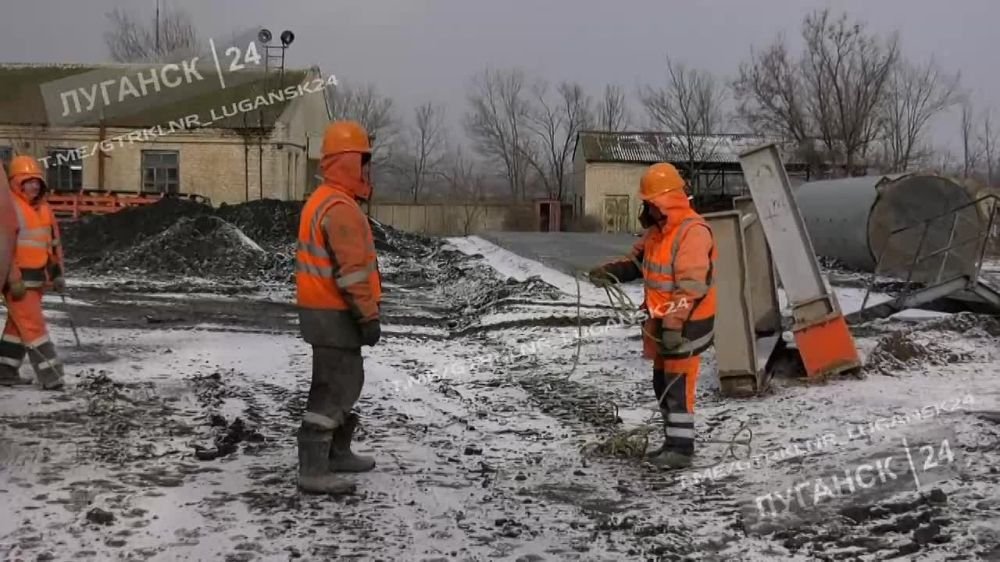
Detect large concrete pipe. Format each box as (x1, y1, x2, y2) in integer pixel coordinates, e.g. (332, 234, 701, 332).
(795, 174, 990, 283)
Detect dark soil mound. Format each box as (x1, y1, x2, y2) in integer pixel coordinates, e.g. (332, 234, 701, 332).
(92, 215, 292, 282)
(370, 217, 439, 257)
(216, 199, 302, 249)
(865, 330, 971, 373)
(62, 198, 213, 266)
(61, 197, 440, 283)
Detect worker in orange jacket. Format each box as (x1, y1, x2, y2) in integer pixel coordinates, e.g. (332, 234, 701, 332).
(295, 120, 382, 495)
(0, 164, 17, 308)
(0, 156, 66, 390)
(589, 163, 717, 469)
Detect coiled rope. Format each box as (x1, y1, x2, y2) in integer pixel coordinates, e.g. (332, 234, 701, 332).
(570, 265, 754, 472)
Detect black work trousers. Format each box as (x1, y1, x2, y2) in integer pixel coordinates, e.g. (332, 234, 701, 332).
(299, 346, 365, 441)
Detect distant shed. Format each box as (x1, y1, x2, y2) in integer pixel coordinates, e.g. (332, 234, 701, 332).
(569, 131, 809, 233)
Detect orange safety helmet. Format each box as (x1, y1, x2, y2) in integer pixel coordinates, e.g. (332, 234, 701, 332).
(639, 163, 685, 201)
(8, 155, 45, 182)
(321, 120, 372, 157)
(7, 155, 47, 194)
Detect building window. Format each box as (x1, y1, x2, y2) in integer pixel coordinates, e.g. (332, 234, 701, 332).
(46, 148, 83, 192)
(0, 147, 11, 171)
(141, 150, 179, 194)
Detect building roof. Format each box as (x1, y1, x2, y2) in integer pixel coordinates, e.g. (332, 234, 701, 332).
(0, 63, 313, 130)
(574, 130, 806, 166)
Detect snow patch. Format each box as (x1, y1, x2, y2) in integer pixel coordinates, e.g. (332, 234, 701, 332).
(447, 236, 644, 305)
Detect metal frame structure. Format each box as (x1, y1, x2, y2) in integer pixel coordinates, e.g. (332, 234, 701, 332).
(848, 194, 1000, 324)
(703, 210, 762, 396)
(255, 29, 294, 200)
(738, 143, 861, 379)
(47, 190, 210, 221)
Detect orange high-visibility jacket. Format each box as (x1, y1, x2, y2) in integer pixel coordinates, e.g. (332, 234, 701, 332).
(641, 209, 717, 359)
(296, 183, 382, 347)
(0, 166, 16, 288)
(10, 193, 62, 289)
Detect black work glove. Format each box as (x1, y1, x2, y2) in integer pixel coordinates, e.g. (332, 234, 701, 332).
(52, 277, 66, 293)
(7, 279, 26, 301)
(587, 267, 612, 286)
(660, 328, 686, 353)
(360, 319, 381, 347)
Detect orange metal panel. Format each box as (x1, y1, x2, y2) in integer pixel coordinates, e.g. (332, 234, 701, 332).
(792, 315, 861, 378)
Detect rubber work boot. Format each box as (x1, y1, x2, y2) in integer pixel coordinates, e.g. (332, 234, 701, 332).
(298, 438, 357, 495)
(0, 365, 31, 386)
(37, 368, 64, 391)
(650, 450, 693, 470)
(0, 365, 29, 386)
(40, 377, 64, 391)
(645, 410, 670, 459)
(329, 413, 375, 473)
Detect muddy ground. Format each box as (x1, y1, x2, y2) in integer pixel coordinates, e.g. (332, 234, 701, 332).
(1, 225, 1000, 560)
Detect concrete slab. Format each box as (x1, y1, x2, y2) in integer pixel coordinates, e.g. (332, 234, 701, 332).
(478, 231, 639, 275)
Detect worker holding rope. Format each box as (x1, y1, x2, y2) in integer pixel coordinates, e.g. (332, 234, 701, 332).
(588, 163, 717, 469)
(0, 156, 66, 390)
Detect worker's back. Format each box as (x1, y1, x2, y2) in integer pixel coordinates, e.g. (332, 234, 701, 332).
(0, 164, 17, 285)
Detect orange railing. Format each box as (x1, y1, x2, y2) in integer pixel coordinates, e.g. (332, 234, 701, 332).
(47, 190, 210, 220)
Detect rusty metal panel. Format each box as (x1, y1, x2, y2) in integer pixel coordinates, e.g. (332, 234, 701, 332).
(705, 210, 759, 396)
(733, 196, 782, 336)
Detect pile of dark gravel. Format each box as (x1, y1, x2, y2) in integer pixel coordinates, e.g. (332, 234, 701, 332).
(61, 197, 439, 284)
(62, 198, 213, 266)
(92, 215, 291, 282)
(216, 199, 303, 251)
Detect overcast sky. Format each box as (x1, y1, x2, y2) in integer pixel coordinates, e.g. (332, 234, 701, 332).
(2, 0, 997, 152)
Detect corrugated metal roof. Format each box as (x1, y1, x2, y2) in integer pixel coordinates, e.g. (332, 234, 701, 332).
(575, 131, 805, 165)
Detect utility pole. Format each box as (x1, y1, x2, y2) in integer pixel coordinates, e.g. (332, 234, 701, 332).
(155, 0, 160, 56)
(257, 28, 295, 200)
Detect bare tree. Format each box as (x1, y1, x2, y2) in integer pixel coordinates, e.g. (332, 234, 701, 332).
(597, 84, 630, 131)
(981, 109, 999, 185)
(800, 10, 899, 174)
(444, 147, 486, 234)
(879, 58, 960, 172)
(734, 37, 811, 143)
(523, 81, 593, 199)
(398, 102, 448, 202)
(325, 82, 398, 155)
(961, 100, 983, 177)
(103, 6, 198, 62)
(735, 10, 899, 175)
(464, 68, 535, 200)
(931, 148, 959, 176)
(640, 57, 727, 195)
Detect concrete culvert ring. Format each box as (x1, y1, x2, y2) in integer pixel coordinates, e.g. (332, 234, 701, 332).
(797, 174, 990, 283)
(869, 175, 984, 281)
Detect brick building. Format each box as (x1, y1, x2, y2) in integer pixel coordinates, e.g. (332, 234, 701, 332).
(0, 63, 332, 205)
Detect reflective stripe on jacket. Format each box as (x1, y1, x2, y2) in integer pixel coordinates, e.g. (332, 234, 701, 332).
(295, 184, 382, 348)
(12, 197, 59, 288)
(641, 213, 717, 359)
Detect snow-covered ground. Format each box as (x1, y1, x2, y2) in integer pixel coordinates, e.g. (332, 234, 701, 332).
(1, 236, 999, 560)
